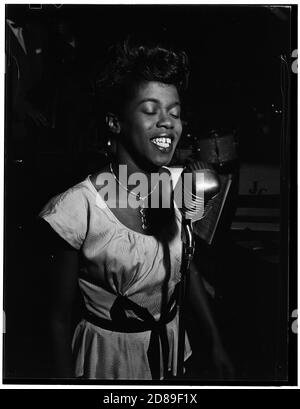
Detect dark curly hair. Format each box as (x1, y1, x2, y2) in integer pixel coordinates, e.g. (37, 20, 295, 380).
(97, 37, 190, 116)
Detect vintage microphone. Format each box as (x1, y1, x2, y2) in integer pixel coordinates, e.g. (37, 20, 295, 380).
(173, 161, 221, 377)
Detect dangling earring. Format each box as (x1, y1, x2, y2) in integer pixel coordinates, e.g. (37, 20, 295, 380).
(105, 139, 111, 158)
(105, 137, 116, 160)
(105, 113, 119, 160)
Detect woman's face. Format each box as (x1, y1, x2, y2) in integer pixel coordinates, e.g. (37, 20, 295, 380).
(116, 81, 183, 169)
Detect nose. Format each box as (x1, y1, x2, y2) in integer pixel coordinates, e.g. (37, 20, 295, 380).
(156, 111, 173, 129)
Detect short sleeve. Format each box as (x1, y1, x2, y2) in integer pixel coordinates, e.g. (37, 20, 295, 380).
(38, 186, 88, 250)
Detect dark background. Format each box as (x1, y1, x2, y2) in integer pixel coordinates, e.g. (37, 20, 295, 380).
(4, 4, 297, 384)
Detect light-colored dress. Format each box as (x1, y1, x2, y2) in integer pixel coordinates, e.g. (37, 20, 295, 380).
(39, 174, 192, 380)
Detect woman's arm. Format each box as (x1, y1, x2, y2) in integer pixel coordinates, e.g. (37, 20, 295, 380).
(48, 248, 79, 378)
(187, 260, 234, 378)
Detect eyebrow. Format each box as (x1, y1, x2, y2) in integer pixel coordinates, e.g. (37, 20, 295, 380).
(138, 98, 181, 108)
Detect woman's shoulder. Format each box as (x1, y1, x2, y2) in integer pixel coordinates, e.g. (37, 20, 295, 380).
(88, 164, 111, 193)
(37, 173, 106, 250)
(44, 181, 89, 210)
(39, 170, 106, 217)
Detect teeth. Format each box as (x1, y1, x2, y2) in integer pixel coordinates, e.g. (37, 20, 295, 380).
(152, 137, 172, 147)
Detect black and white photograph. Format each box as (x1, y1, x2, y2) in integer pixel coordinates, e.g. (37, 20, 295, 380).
(2, 2, 297, 386)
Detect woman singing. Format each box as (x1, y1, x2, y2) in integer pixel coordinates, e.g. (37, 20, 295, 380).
(38, 37, 233, 380)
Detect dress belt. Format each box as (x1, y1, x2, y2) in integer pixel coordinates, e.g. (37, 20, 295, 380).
(83, 284, 179, 380)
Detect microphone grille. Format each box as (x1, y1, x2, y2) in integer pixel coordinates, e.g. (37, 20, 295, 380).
(174, 162, 221, 222)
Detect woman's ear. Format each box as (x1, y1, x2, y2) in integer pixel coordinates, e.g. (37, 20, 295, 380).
(106, 112, 121, 134)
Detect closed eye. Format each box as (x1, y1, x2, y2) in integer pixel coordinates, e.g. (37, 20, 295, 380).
(142, 110, 157, 116)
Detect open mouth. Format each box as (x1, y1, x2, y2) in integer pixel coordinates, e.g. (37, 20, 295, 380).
(151, 135, 174, 151)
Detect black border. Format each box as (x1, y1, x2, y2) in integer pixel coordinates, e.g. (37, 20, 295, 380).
(2, 3, 298, 387)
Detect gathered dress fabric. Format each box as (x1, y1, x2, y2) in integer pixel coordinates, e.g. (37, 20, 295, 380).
(39, 173, 192, 380)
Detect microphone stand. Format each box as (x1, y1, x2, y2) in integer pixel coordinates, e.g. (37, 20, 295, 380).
(177, 218, 195, 378)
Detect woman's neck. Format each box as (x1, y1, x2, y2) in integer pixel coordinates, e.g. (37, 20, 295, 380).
(113, 148, 160, 181)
